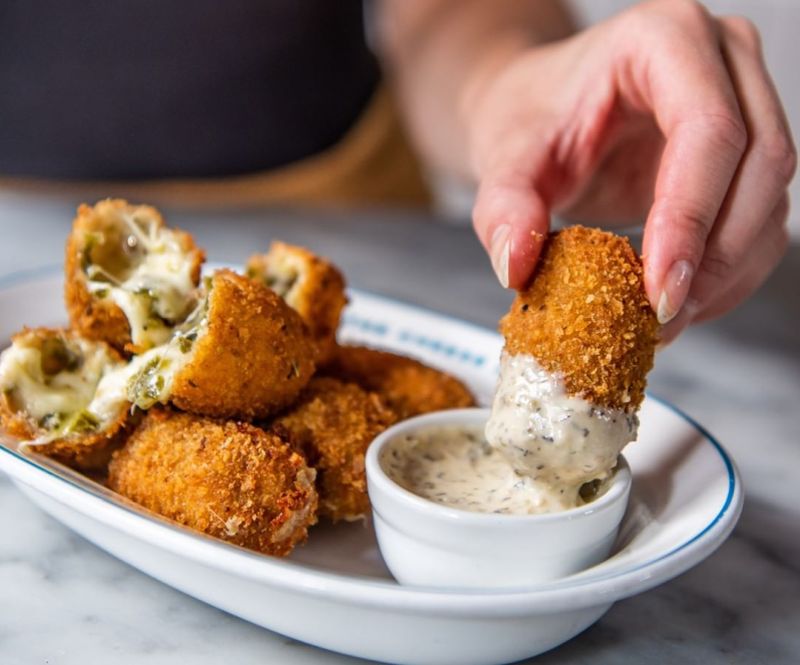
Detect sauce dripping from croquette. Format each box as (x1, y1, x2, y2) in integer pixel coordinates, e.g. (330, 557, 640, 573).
(484, 352, 635, 503)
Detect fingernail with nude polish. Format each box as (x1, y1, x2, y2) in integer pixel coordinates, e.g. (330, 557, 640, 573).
(657, 259, 694, 325)
(490, 225, 511, 289)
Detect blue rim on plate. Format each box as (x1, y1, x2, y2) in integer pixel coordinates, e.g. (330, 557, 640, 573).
(0, 265, 741, 610)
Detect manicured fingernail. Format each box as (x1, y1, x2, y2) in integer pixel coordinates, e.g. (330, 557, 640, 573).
(657, 260, 694, 324)
(490, 225, 511, 288)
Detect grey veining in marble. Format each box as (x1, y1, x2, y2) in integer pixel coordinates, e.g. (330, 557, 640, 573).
(0, 191, 798, 664)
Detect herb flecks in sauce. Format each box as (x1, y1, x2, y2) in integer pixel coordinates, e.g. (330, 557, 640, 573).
(485, 352, 635, 500)
(381, 424, 612, 515)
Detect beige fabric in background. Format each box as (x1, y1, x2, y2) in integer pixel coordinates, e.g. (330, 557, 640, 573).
(0, 87, 431, 210)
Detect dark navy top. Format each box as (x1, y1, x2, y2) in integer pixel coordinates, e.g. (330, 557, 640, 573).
(0, 1, 379, 179)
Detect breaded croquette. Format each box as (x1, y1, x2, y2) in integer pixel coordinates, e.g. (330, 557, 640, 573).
(65, 199, 205, 354)
(0, 328, 130, 470)
(500, 226, 658, 410)
(485, 226, 658, 496)
(108, 408, 318, 556)
(121, 269, 318, 420)
(272, 377, 397, 522)
(320, 345, 477, 419)
(246, 242, 347, 364)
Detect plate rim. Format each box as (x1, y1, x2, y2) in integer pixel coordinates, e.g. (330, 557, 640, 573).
(0, 266, 743, 616)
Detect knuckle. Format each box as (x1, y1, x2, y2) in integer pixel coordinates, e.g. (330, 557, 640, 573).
(699, 249, 736, 283)
(654, 201, 714, 259)
(772, 195, 791, 223)
(757, 133, 798, 184)
(723, 15, 762, 50)
(701, 112, 749, 155)
(626, 0, 709, 35)
(667, 0, 712, 29)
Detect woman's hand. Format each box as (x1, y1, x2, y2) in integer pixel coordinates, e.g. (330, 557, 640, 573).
(466, 0, 796, 342)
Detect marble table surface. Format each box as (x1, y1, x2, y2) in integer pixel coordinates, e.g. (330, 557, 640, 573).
(0, 193, 797, 665)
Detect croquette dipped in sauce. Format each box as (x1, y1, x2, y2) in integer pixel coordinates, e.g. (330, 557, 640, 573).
(500, 226, 657, 410)
(65, 199, 205, 355)
(273, 377, 398, 522)
(246, 242, 347, 364)
(0, 327, 131, 470)
(485, 226, 658, 508)
(320, 345, 476, 420)
(100, 269, 318, 421)
(108, 408, 318, 556)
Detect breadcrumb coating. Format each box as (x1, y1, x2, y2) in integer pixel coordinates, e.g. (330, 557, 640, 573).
(246, 242, 347, 364)
(320, 345, 477, 419)
(500, 226, 658, 410)
(0, 327, 130, 471)
(64, 199, 205, 355)
(169, 269, 318, 419)
(108, 408, 318, 556)
(272, 377, 397, 522)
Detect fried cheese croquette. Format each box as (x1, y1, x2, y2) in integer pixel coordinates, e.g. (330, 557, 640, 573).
(272, 377, 397, 522)
(485, 226, 658, 496)
(108, 408, 318, 556)
(500, 226, 658, 410)
(0, 328, 130, 470)
(118, 269, 318, 420)
(65, 199, 205, 354)
(246, 242, 347, 364)
(320, 345, 476, 420)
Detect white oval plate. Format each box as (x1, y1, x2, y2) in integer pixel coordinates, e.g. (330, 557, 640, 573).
(0, 268, 742, 665)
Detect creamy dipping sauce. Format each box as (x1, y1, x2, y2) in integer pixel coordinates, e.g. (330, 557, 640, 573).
(485, 352, 636, 504)
(380, 424, 609, 515)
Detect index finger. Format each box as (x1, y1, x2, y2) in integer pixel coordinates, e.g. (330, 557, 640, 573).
(629, 4, 748, 322)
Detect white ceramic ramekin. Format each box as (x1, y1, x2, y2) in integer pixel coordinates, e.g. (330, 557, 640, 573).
(366, 408, 631, 589)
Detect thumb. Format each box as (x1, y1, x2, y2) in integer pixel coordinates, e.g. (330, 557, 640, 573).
(472, 175, 550, 289)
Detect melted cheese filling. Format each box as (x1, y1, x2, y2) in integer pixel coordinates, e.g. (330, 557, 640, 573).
(0, 337, 124, 442)
(85, 214, 197, 350)
(93, 291, 210, 413)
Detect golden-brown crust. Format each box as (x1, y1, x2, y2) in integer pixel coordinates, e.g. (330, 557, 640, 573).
(500, 226, 658, 410)
(64, 199, 205, 355)
(320, 345, 477, 420)
(272, 377, 397, 522)
(246, 242, 347, 364)
(107, 408, 318, 556)
(170, 269, 318, 420)
(0, 327, 131, 471)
